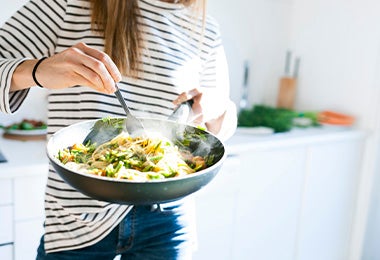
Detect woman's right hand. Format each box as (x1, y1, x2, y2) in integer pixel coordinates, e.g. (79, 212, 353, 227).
(11, 42, 121, 94)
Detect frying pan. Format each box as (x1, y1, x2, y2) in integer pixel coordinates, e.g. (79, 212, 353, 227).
(46, 118, 226, 205)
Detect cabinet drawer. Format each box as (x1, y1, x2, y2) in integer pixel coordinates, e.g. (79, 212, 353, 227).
(0, 179, 12, 205)
(0, 205, 13, 244)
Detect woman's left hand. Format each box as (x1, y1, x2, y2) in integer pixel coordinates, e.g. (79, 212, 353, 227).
(173, 88, 205, 125)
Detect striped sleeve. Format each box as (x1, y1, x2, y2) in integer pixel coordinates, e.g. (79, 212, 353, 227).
(0, 0, 67, 114)
(199, 17, 232, 122)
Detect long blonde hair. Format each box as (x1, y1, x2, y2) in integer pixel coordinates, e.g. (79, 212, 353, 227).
(90, 0, 206, 77)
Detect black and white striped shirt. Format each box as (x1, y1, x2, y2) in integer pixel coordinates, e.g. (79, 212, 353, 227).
(0, 0, 231, 253)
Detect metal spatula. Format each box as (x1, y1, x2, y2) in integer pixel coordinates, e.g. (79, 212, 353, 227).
(113, 83, 145, 136)
(82, 84, 145, 145)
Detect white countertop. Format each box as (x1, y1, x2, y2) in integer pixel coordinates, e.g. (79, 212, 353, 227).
(0, 126, 366, 179)
(0, 131, 48, 178)
(225, 126, 366, 154)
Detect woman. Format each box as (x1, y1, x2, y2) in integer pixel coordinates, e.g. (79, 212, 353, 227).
(0, 0, 236, 259)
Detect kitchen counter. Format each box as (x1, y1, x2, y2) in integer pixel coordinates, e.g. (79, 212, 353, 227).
(226, 125, 366, 154)
(0, 131, 48, 178)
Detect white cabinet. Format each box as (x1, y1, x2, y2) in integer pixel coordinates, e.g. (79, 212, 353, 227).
(233, 147, 306, 260)
(0, 206, 13, 245)
(14, 175, 46, 221)
(0, 173, 46, 260)
(0, 245, 13, 260)
(14, 220, 44, 260)
(193, 155, 240, 260)
(0, 179, 14, 260)
(0, 136, 47, 260)
(0, 179, 12, 204)
(193, 129, 365, 260)
(295, 140, 363, 260)
(14, 174, 46, 260)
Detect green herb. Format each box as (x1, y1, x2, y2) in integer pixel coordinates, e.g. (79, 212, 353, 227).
(238, 105, 297, 133)
(148, 172, 164, 180)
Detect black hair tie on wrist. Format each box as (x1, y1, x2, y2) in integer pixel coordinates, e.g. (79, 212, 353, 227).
(32, 57, 47, 88)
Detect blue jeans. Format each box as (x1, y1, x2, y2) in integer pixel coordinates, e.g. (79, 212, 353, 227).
(36, 200, 195, 260)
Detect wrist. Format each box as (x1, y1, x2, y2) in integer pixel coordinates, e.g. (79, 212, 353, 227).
(32, 57, 47, 88)
(11, 59, 40, 91)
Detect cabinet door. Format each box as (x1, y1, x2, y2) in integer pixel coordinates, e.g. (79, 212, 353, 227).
(295, 140, 363, 260)
(233, 147, 306, 260)
(0, 245, 13, 260)
(14, 174, 46, 221)
(14, 173, 46, 260)
(193, 155, 241, 260)
(0, 205, 13, 244)
(0, 179, 12, 205)
(14, 219, 44, 260)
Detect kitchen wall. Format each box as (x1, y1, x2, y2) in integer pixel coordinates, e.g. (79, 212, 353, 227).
(287, 1, 380, 259)
(207, 0, 293, 108)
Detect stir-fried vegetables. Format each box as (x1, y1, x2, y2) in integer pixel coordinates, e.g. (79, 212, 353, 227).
(57, 132, 209, 181)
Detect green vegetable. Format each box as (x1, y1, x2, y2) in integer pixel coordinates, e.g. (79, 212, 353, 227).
(7, 124, 19, 130)
(297, 111, 320, 127)
(238, 105, 297, 133)
(21, 122, 34, 130)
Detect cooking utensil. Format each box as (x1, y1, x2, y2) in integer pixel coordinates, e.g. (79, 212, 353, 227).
(168, 100, 194, 123)
(114, 83, 145, 136)
(82, 83, 145, 145)
(277, 51, 301, 109)
(47, 118, 226, 205)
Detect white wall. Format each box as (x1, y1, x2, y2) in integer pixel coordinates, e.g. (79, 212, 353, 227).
(207, 0, 293, 108)
(288, 0, 380, 124)
(287, 1, 380, 259)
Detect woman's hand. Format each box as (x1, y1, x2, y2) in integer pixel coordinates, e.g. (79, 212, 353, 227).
(11, 42, 121, 94)
(173, 88, 205, 125)
(173, 88, 228, 135)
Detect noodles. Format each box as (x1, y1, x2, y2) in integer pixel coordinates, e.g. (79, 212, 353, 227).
(57, 132, 207, 181)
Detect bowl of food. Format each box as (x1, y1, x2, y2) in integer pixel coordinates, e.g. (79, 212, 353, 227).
(46, 117, 226, 205)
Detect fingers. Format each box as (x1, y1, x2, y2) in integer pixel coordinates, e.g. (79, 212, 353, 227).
(173, 89, 201, 105)
(76, 42, 122, 82)
(70, 43, 121, 93)
(173, 88, 204, 124)
(189, 97, 204, 124)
